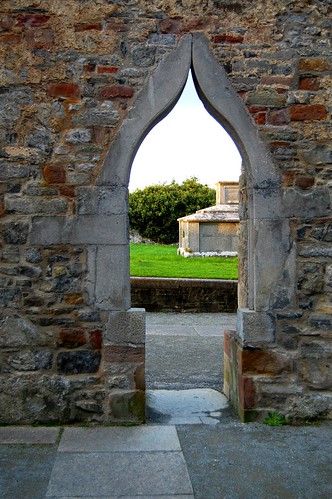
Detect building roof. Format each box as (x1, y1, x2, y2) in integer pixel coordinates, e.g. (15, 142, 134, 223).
(177, 204, 239, 223)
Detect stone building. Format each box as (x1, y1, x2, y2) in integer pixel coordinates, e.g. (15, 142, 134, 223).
(178, 181, 239, 257)
(0, 0, 331, 424)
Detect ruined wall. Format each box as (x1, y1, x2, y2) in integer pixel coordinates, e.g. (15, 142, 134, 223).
(0, 0, 331, 423)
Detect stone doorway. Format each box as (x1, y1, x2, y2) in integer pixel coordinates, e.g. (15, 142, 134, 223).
(97, 33, 285, 421)
(145, 312, 236, 424)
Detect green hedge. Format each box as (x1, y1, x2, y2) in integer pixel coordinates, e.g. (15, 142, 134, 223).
(129, 178, 215, 244)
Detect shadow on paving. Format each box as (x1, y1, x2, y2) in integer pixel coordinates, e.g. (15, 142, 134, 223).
(177, 421, 332, 499)
(145, 312, 236, 391)
(0, 446, 57, 499)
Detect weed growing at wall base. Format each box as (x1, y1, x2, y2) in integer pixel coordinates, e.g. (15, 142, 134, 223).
(263, 412, 288, 427)
(130, 244, 238, 279)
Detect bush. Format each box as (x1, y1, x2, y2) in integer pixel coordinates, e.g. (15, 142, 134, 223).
(129, 178, 215, 244)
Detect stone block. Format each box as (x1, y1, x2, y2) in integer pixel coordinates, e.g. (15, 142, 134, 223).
(77, 310, 101, 322)
(89, 329, 102, 349)
(0, 163, 30, 180)
(240, 349, 291, 375)
(73, 105, 119, 127)
(0, 288, 22, 308)
(300, 360, 332, 390)
(300, 340, 332, 359)
(72, 215, 128, 244)
(268, 108, 290, 125)
(299, 246, 332, 258)
(109, 390, 145, 421)
(132, 45, 156, 67)
(57, 351, 101, 374)
(283, 188, 330, 218)
(246, 91, 286, 107)
(308, 314, 332, 331)
(5, 196, 68, 215)
(2, 246, 20, 263)
(58, 328, 87, 348)
(77, 186, 127, 215)
(7, 349, 53, 371)
(48, 83, 80, 99)
(0, 374, 72, 424)
(64, 128, 92, 144)
(0, 313, 53, 348)
(94, 244, 130, 310)
(238, 375, 255, 409)
(302, 145, 332, 165)
(149, 33, 176, 45)
(3, 221, 29, 244)
(312, 223, 332, 242)
(237, 308, 275, 343)
(251, 186, 283, 219)
(25, 28, 54, 50)
(46, 450, 193, 497)
(286, 393, 332, 421)
(74, 389, 106, 417)
(252, 218, 296, 311)
(43, 164, 66, 184)
(298, 58, 331, 72)
(289, 104, 327, 121)
(134, 364, 145, 390)
(160, 18, 182, 34)
(105, 308, 145, 345)
(97, 85, 134, 99)
(59, 426, 180, 452)
(104, 345, 145, 363)
(299, 76, 320, 91)
(31, 215, 128, 245)
(0, 427, 59, 444)
(25, 248, 42, 263)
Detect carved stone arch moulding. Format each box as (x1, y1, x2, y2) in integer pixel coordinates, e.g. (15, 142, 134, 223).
(95, 33, 292, 343)
(31, 33, 290, 336)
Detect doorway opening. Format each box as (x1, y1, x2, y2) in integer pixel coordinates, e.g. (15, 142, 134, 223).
(97, 33, 280, 423)
(129, 69, 242, 424)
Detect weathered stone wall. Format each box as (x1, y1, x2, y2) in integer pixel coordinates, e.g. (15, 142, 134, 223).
(131, 277, 237, 313)
(0, 0, 331, 423)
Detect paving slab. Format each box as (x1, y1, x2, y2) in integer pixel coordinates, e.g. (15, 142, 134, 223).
(177, 422, 332, 499)
(46, 451, 193, 497)
(147, 389, 228, 425)
(0, 446, 57, 499)
(146, 325, 197, 336)
(146, 312, 236, 327)
(0, 426, 59, 444)
(58, 425, 181, 452)
(194, 326, 225, 336)
(47, 496, 194, 499)
(146, 334, 224, 390)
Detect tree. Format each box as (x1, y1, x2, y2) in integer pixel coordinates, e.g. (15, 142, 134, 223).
(129, 177, 215, 244)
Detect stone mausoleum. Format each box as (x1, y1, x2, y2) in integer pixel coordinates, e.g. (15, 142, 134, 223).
(0, 0, 331, 424)
(178, 181, 239, 257)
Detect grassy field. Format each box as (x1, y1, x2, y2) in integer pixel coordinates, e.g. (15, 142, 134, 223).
(130, 244, 238, 279)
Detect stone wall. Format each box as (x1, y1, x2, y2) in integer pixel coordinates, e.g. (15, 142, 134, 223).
(131, 277, 237, 313)
(0, 0, 331, 423)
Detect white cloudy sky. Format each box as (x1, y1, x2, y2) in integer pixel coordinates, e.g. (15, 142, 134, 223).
(129, 71, 242, 192)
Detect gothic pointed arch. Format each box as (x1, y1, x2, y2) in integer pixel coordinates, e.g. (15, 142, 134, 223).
(96, 33, 293, 346)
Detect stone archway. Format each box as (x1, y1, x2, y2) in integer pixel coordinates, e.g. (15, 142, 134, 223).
(94, 33, 292, 420)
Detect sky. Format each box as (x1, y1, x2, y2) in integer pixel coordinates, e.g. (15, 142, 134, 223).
(129, 70, 242, 192)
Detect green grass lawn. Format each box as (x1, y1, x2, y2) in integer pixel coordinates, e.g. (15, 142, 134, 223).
(130, 244, 238, 279)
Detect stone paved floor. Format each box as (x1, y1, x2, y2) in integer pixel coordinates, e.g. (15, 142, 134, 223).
(1, 418, 331, 499)
(146, 312, 236, 391)
(0, 313, 331, 498)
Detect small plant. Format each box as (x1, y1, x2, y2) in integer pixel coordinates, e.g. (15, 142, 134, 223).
(263, 411, 288, 427)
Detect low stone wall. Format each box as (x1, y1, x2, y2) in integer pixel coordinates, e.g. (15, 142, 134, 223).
(131, 277, 238, 313)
